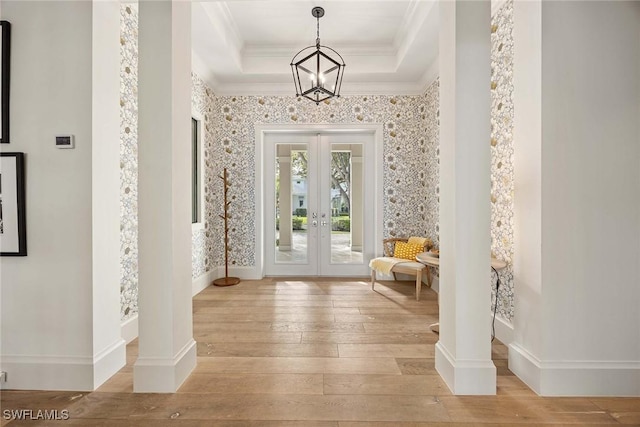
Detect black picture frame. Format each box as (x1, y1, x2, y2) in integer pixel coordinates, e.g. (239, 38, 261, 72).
(1, 152, 26, 256)
(1, 21, 10, 144)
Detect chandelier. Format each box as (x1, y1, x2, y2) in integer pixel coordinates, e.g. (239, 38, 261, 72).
(290, 6, 345, 105)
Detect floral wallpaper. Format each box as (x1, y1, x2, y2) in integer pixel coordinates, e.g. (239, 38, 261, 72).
(417, 1, 515, 323)
(191, 74, 216, 279)
(119, 7, 219, 322)
(424, 80, 440, 246)
(120, 3, 138, 322)
(208, 89, 440, 267)
(490, 0, 515, 321)
(118, 2, 513, 325)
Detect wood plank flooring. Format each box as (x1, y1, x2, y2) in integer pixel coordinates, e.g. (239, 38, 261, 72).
(2, 277, 639, 426)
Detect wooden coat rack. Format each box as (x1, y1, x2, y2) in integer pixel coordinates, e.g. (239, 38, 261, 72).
(213, 168, 240, 287)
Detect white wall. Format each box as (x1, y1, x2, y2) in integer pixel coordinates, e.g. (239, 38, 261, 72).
(511, 0, 640, 396)
(542, 0, 640, 364)
(0, 1, 124, 390)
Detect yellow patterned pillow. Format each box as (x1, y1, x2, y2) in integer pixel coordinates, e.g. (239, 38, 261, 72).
(394, 242, 424, 260)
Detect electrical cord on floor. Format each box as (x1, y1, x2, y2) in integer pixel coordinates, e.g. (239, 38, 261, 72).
(491, 266, 500, 343)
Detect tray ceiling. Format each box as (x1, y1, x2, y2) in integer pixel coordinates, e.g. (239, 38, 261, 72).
(192, 0, 439, 96)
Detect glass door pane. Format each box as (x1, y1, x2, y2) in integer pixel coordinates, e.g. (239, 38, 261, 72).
(329, 144, 363, 264)
(275, 144, 309, 264)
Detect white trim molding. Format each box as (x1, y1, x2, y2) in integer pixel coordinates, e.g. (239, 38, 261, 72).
(435, 342, 497, 395)
(0, 339, 126, 391)
(255, 123, 384, 279)
(133, 339, 197, 393)
(509, 343, 640, 396)
(492, 313, 514, 345)
(121, 270, 220, 348)
(121, 315, 139, 344)
(192, 270, 217, 296)
(214, 265, 263, 281)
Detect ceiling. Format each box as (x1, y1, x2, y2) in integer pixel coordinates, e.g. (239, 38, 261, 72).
(191, 1, 440, 96)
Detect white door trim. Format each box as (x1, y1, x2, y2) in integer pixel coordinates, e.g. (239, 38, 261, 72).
(255, 123, 384, 278)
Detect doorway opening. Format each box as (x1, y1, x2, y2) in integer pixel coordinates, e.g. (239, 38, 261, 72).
(255, 125, 384, 278)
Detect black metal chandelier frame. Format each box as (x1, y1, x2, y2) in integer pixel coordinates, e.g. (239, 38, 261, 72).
(290, 6, 345, 105)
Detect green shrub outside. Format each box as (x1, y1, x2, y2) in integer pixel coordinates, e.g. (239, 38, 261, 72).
(292, 217, 304, 230)
(276, 216, 308, 231)
(331, 217, 350, 232)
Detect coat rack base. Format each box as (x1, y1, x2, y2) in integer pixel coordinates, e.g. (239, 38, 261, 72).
(213, 277, 241, 287)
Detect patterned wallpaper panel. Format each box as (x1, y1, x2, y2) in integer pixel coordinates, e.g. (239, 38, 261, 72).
(416, 2, 515, 323)
(119, 3, 513, 324)
(208, 89, 440, 267)
(120, 3, 138, 322)
(491, 0, 515, 321)
(424, 80, 440, 246)
(191, 74, 217, 279)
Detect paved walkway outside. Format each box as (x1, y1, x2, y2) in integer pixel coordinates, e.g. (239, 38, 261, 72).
(276, 230, 363, 264)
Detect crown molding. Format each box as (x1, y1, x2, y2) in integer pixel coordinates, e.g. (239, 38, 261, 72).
(393, 0, 422, 49)
(395, 0, 437, 66)
(192, 51, 220, 94)
(242, 44, 397, 58)
(211, 80, 428, 97)
(418, 58, 439, 94)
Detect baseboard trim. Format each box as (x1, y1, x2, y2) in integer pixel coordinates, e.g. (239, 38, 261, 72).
(435, 341, 497, 395)
(192, 270, 217, 296)
(508, 342, 543, 394)
(121, 269, 215, 347)
(133, 339, 197, 393)
(93, 339, 126, 388)
(509, 343, 640, 396)
(213, 265, 262, 281)
(0, 338, 126, 391)
(492, 313, 513, 344)
(121, 314, 139, 344)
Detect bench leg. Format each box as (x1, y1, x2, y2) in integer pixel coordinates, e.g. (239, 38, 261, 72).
(371, 269, 376, 291)
(415, 269, 422, 301)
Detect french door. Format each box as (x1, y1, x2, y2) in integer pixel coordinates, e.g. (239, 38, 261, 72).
(264, 132, 374, 276)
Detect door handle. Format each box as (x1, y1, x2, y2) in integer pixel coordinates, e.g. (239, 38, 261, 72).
(312, 220, 318, 227)
(321, 221, 328, 226)
(312, 212, 317, 219)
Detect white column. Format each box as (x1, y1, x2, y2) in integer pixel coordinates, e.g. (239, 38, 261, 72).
(278, 146, 292, 251)
(134, 0, 196, 393)
(436, 0, 495, 395)
(351, 155, 363, 251)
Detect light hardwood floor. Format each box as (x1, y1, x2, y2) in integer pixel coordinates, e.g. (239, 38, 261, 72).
(2, 278, 639, 426)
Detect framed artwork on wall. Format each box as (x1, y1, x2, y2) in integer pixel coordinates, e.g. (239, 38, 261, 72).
(1, 20, 10, 144)
(1, 153, 26, 256)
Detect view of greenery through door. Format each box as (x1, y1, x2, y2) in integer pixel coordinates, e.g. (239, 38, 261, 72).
(276, 150, 352, 232)
(274, 145, 362, 265)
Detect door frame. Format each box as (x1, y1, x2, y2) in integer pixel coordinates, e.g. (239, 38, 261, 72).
(255, 123, 384, 278)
